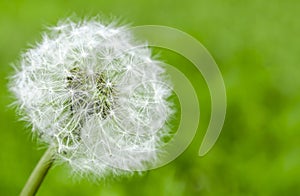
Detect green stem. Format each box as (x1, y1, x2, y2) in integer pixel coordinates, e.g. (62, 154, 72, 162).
(20, 147, 55, 196)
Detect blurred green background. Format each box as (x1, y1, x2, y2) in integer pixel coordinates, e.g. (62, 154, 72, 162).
(1, 0, 300, 195)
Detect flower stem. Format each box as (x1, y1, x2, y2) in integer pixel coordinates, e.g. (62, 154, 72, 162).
(20, 147, 55, 196)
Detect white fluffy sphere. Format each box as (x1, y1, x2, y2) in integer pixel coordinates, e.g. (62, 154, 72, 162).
(10, 19, 173, 177)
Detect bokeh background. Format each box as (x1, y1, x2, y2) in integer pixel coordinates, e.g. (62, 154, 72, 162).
(1, 0, 300, 195)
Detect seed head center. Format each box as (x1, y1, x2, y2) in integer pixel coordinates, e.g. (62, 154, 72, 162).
(67, 67, 115, 119)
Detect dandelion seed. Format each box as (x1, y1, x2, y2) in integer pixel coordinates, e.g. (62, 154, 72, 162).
(10, 18, 173, 183)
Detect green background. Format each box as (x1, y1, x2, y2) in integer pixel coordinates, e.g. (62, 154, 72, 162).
(1, 0, 300, 195)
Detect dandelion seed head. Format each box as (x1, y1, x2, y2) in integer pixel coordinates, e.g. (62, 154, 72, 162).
(10, 18, 173, 178)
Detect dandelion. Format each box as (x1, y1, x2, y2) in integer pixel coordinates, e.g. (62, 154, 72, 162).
(10, 18, 173, 195)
